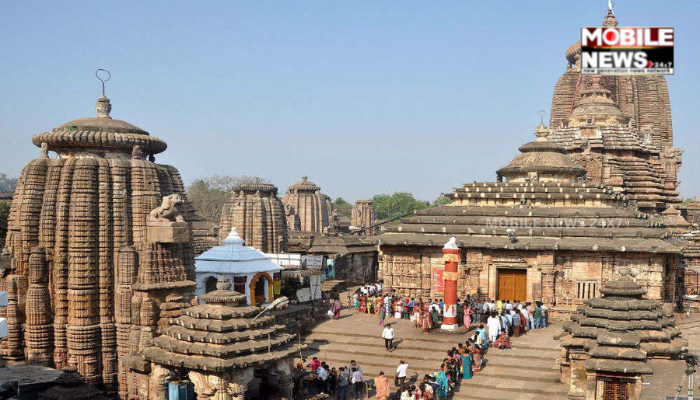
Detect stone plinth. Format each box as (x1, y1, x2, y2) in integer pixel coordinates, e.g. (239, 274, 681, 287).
(146, 221, 190, 243)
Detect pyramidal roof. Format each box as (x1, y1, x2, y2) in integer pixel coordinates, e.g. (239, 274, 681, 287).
(195, 227, 282, 275)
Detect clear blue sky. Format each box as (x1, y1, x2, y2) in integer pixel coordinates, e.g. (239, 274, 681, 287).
(1, 1, 698, 202)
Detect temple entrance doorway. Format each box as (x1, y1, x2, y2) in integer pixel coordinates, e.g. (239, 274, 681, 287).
(204, 276, 218, 294)
(497, 268, 527, 302)
(251, 368, 283, 400)
(255, 276, 267, 304)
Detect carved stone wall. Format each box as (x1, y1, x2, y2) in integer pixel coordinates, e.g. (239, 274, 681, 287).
(380, 245, 675, 309)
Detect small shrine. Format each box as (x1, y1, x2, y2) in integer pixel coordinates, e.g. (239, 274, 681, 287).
(130, 278, 303, 400)
(195, 227, 282, 306)
(558, 272, 686, 400)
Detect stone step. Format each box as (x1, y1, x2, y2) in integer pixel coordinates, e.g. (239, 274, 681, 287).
(304, 339, 560, 363)
(450, 385, 566, 400)
(305, 328, 561, 352)
(304, 344, 559, 373)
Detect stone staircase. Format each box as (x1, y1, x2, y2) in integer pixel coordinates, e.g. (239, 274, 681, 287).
(300, 310, 566, 400)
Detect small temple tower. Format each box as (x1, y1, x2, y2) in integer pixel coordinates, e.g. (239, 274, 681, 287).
(219, 179, 288, 253)
(496, 123, 586, 183)
(281, 175, 332, 233)
(351, 199, 376, 231)
(0, 78, 198, 397)
(559, 274, 685, 400)
(130, 278, 303, 400)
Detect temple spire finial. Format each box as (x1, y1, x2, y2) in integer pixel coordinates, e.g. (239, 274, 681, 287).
(608, 0, 615, 16)
(95, 69, 112, 118)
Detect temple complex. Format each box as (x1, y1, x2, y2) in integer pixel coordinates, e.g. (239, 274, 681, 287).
(0, 93, 198, 396)
(548, 10, 683, 213)
(375, 124, 682, 311)
(219, 178, 288, 253)
(558, 275, 685, 400)
(281, 176, 332, 233)
(351, 199, 376, 231)
(128, 278, 302, 400)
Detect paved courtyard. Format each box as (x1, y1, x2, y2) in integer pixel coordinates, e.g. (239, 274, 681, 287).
(641, 314, 700, 400)
(299, 305, 566, 400)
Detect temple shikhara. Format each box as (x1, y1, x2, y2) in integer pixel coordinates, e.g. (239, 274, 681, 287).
(0, 4, 697, 400)
(549, 11, 682, 214)
(0, 93, 201, 395)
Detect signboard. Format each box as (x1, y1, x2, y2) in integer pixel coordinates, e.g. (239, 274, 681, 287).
(432, 265, 444, 293)
(581, 27, 674, 75)
(302, 255, 324, 270)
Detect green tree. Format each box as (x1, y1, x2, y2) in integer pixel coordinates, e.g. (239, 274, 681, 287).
(332, 197, 353, 219)
(186, 174, 267, 223)
(432, 196, 451, 207)
(0, 201, 10, 248)
(372, 192, 430, 220)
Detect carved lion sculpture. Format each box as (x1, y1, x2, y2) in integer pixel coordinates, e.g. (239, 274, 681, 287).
(149, 194, 186, 222)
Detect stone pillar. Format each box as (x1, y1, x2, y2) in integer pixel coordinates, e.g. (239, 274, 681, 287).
(441, 237, 459, 330)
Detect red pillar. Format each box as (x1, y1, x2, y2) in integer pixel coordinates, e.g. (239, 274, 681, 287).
(441, 237, 460, 330)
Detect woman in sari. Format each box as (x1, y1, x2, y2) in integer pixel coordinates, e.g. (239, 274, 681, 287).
(435, 364, 449, 399)
(476, 324, 488, 348)
(461, 349, 473, 380)
(375, 371, 391, 400)
(420, 303, 432, 332)
(379, 304, 386, 327)
(463, 304, 472, 331)
(374, 296, 383, 315)
(430, 306, 439, 327)
(331, 298, 342, 319)
(359, 295, 367, 313)
(469, 341, 482, 373)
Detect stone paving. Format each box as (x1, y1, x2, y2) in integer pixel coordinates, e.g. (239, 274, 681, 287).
(299, 305, 566, 400)
(641, 313, 700, 400)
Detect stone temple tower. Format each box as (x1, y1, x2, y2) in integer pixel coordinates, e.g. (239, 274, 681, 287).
(0, 90, 197, 397)
(351, 200, 376, 230)
(218, 178, 288, 253)
(281, 176, 332, 233)
(549, 8, 682, 213)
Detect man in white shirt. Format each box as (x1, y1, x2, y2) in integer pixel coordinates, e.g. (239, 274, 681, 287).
(317, 364, 328, 394)
(487, 314, 501, 343)
(395, 360, 409, 393)
(382, 323, 395, 352)
(351, 367, 364, 398)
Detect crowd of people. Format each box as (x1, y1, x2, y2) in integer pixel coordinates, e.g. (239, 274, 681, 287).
(333, 289, 551, 399)
(349, 289, 550, 335)
(296, 357, 366, 399)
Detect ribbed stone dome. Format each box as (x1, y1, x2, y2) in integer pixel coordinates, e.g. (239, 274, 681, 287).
(32, 97, 167, 156)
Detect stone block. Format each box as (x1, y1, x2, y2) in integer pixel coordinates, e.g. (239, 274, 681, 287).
(146, 221, 190, 243)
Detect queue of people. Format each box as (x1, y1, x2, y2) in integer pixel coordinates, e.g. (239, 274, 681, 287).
(296, 357, 366, 400)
